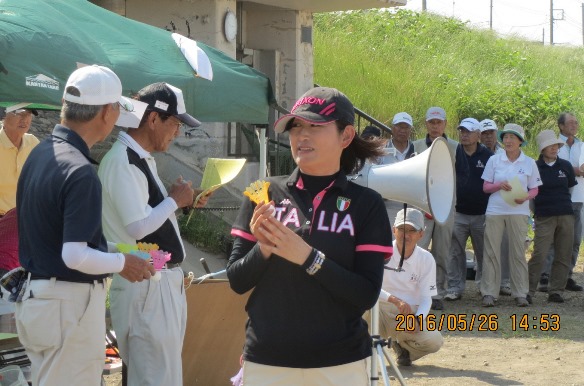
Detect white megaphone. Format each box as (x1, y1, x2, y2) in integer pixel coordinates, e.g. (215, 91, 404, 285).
(350, 137, 454, 224)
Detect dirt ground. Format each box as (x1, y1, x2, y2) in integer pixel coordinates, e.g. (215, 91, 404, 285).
(105, 262, 584, 386)
(382, 264, 584, 386)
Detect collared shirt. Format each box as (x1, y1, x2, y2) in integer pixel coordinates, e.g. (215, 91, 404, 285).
(228, 168, 392, 368)
(0, 128, 39, 215)
(534, 155, 576, 217)
(380, 242, 437, 319)
(412, 134, 458, 160)
(379, 139, 414, 164)
(455, 144, 494, 215)
(559, 133, 584, 203)
(98, 131, 185, 263)
(482, 151, 542, 216)
(17, 125, 108, 281)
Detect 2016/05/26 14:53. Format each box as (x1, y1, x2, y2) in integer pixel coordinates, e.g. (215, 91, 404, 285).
(394, 313, 561, 332)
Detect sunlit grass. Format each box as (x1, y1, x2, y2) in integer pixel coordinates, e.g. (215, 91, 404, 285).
(314, 10, 584, 159)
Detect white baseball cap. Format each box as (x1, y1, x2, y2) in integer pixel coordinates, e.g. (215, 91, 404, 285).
(425, 107, 446, 121)
(392, 112, 413, 126)
(479, 119, 498, 132)
(457, 118, 480, 132)
(63, 65, 134, 110)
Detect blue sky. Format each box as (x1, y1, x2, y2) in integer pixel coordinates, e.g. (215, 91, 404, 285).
(402, 0, 584, 46)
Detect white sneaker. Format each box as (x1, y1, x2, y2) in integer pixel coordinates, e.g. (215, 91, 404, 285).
(444, 292, 461, 301)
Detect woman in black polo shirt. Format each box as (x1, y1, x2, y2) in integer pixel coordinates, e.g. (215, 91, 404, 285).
(227, 87, 392, 385)
(528, 130, 576, 303)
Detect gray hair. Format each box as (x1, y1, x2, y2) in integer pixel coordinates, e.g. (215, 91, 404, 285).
(60, 101, 103, 122)
(557, 112, 575, 126)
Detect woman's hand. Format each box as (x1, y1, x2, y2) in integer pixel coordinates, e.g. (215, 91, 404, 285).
(249, 201, 277, 258)
(253, 208, 312, 265)
(514, 196, 528, 204)
(499, 181, 512, 191)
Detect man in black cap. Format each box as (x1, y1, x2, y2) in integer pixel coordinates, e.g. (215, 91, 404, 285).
(98, 82, 210, 386)
(0, 104, 39, 216)
(360, 125, 381, 140)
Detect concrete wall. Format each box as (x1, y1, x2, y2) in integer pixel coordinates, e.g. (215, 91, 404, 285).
(242, 5, 313, 112)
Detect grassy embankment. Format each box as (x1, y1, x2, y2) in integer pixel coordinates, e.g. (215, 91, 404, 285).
(315, 10, 584, 342)
(314, 9, 584, 159)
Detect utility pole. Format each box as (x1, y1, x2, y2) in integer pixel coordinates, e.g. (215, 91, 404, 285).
(422, 0, 426, 11)
(490, 0, 493, 30)
(582, 3, 584, 46)
(550, 0, 554, 45)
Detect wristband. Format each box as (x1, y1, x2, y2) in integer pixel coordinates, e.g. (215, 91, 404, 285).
(306, 250, 326, 275)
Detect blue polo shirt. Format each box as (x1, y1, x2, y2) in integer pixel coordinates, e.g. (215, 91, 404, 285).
(455, 143, 494, 215)
(533, 155, 577, 217)
(16, 125, 108, 281)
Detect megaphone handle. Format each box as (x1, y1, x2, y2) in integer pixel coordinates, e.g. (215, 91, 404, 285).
(397, 203, 407, 272)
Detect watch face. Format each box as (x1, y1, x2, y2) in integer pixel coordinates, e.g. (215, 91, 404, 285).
(224, 10, 237, 42)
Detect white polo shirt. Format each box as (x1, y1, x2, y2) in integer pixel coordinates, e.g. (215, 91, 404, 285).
(559, 135, 584, 203)
(482, 151, 542, 215)
(379, 140, 412, 164)
(380, 242, 437, 318)
(98, 132, 185, 257)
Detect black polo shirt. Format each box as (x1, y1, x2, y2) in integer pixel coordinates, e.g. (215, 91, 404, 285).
(16, 125, 108, 281)
(227, 168, 392, 368)
(534, 155, 577, 217)
(455, 143, 494, 215)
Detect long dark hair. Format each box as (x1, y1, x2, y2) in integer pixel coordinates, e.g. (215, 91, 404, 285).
(337, 121, 386, 174)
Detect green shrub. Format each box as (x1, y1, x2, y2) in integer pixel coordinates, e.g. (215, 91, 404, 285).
(178, 211, 233, 255)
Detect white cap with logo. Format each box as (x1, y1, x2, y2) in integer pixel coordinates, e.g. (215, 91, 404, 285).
(392, 112, 413, 126)
(425, 107, 446, 121)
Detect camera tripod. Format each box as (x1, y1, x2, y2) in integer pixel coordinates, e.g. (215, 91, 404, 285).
(369, 300, 408, 386)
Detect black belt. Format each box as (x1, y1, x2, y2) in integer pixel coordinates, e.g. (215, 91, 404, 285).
(165, 263, 181, 269)
(30, 274, 106, 284)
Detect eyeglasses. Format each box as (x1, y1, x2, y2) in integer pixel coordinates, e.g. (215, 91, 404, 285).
(167, 117, 184, 131)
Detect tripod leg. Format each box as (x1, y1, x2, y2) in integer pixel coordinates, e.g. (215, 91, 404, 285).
(383, 338, 408, 386)
(376, 344, 391, 386)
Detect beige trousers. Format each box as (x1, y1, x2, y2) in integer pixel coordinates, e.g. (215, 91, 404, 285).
(481, 215, 529, 298)
(366, 303, 443, 362)
(242, 357, 371, 386)
(15, 278, 106, 386)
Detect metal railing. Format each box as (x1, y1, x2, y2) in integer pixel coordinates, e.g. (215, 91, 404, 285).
(227, 88, 392, 176)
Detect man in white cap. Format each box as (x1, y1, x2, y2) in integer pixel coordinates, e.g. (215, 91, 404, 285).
(479, 119, 504, 154)
(99, 82, 211, 386)
(15, 65, 155, 386)
(445, 118, 493, 301)
(412, 107, 458, 310)
(538, 112, 584, 292)
(0, 104, 39, 216)
(378, 208, 443, 366)
(379, 112, 416, 224)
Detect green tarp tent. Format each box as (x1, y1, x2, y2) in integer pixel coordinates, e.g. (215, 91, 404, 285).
(0, 0, 275, 124)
